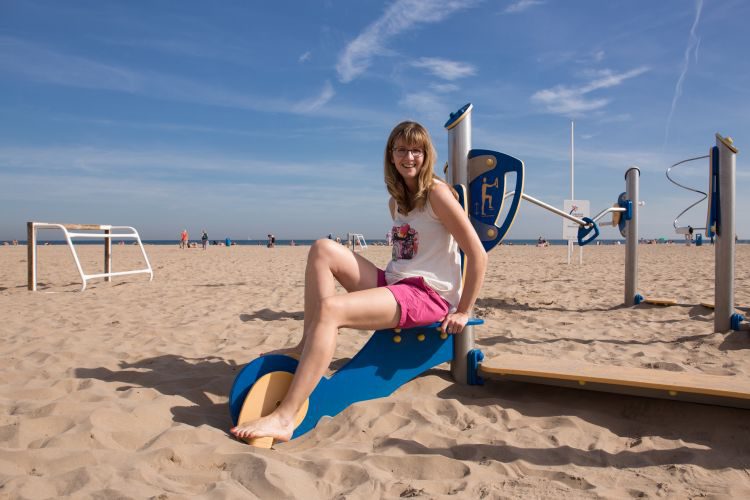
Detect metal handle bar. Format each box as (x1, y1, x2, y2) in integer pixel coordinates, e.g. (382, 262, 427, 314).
(591, 206, 626, 224)
(504, 192, 627, 227)
(665, 154, 709, 230)
(505, 191, 592, 227)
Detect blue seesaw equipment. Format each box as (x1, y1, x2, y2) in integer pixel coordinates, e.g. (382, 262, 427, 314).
(229, 319, 484, 441)
(230, 105, 749, 447)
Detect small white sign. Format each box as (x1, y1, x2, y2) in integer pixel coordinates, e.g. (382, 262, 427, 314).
(563, 200, 590, 241)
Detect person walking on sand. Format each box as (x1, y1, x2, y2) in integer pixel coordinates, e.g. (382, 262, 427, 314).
(180, 229, 188, 249)
(230, 121, 487, 444)
(201, 230, 208, 250)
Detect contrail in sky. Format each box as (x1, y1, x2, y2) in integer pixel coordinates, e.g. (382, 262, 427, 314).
(664, 0, 703, 148)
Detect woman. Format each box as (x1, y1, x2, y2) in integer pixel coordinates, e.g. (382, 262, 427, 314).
(231, 121, 487, 444)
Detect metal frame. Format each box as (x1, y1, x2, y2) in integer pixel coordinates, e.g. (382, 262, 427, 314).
(714, 134, 739, 332)
(445, 103, 475, 384)
(348, 233, 368, 251)
(27, 222, 153, 292)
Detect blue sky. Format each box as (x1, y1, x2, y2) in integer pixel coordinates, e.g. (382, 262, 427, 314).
(1, 0, 748, 241)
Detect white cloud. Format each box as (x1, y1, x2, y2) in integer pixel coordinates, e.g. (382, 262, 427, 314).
(664, 0, 703, 146)
(532, 88, 609, 115)
(298, 51, 311, 63)
(412, 57, 476, 81)
(293, 81, 335, 113)
(0, 37, 396, 123)
(531, 67, 649, 116)
(592, 50, 605, 63)
(336, 0, 479, 83)
(430, 82, 460, 93)
(396, 90, 454, 123)
(0, 36, 141, 92)
(0, 145, 354, 179)
(504, 0, 544, 13)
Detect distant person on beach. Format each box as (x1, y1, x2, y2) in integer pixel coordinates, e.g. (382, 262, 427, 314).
(267, 234, 276, 248)
(201, 230, 208, 250)
(180, 229, 188, 249)
(230, 120, 487, 444)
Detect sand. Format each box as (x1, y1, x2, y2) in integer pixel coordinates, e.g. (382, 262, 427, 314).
(2, 242, 750, 498)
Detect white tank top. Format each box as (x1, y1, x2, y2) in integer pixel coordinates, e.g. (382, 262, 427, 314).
(385, 197, 462, 309)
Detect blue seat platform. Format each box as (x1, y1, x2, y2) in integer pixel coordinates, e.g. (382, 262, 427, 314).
(229, 319, 483, 438)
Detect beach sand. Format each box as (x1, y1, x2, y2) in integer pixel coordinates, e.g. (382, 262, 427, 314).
(2, 243, 750, 498)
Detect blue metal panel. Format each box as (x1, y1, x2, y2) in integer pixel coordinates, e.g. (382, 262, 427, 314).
(617, 192, 631, 238)
(466, 149, 525, 252)
(709, 146, 719, 238)
(444, 103, 472, 129)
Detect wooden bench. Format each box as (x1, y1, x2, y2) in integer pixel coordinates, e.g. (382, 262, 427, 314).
(480, 353, 750, 409)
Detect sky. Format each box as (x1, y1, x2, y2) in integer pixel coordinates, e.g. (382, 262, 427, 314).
(1, 0, 749, 242)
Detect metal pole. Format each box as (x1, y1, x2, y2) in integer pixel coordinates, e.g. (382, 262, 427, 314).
(445, 104, 474, 385)
(27, 222, 36, 291)
(714, 134, 737, 332)
(571, 121, 575, 201)
(624, 167, 640, 306)
(104, 228, 111, 282)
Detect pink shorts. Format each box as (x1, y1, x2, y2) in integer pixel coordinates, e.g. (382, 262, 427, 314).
(377, 269, 451, 329)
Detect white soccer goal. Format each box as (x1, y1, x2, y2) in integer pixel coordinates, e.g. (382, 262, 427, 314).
(27, 222, 154, 291)
(348, 233, 368, 252)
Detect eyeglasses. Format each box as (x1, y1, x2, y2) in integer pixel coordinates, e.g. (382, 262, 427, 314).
(392, 147, 424, 158)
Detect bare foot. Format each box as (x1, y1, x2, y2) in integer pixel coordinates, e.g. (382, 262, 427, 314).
(230, 412, 295, 443)
(261, 345, 303, 359)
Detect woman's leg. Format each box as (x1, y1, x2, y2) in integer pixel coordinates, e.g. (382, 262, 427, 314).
(231, 286, 400, 442)
(265, 239, 383, 357)
(231, 241, 402, 442)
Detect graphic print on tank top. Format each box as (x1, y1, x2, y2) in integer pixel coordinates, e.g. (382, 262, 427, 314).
(391, 223, 419, 260)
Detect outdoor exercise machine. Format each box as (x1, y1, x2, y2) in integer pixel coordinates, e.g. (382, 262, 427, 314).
(26, 221, 153, 292)
(229, 104, 749, 447)
(635, 135, 746, 331)
(444, 103, 642, 307)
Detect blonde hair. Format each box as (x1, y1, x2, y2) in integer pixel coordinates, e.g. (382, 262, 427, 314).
(384, 121, 447, 215)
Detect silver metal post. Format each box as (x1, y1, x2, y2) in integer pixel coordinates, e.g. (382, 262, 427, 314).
(624, 167, 640, 306)
(714, 134, 737, 332)
(27, 222, 37, 291)
(445, 104, 474, 384)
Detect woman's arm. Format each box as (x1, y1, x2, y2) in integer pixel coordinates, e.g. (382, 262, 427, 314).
(388, 197, 396, 220)
(429, 183, 488, 334)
